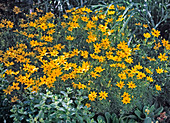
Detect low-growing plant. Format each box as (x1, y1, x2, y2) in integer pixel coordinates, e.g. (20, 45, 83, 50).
(96, 112, 138, 123)
(0, 63, 13, 122)
(10, 87, 95, 123)
(95, 103, 165, 123)
(132, 103, 164, 123)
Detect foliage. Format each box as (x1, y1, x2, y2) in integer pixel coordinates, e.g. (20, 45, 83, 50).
(96, 112, 138, 123)
(10, 87, 95, 123)
(95, 103, 165, 123)
(0, 3, 169, 114)
(0, 1, 169, 122)
(0, 63, 13, 122)
(91, 0, 170, 40)
(132, 103, 164, 123)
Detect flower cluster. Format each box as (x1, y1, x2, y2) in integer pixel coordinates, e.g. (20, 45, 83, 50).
(0, 4, 169, 111)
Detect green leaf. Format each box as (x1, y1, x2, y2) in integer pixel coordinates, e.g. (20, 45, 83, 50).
(60, 91, 68, 97)
(125, 115, 137, 120)
(77, 115, 84, 122)
(60, 114, 67, 119)
(49, 113, 56, 119)
(66, 120, 72, 123)
(144, 117, 152, 123)
(71, 119, 77, 123)
(34, 104, 41, 108)
(134, 109, 144, 120)
(10, 114, 17, 118)
(119, 118, 125, 123)
(18, 108, 24, 114)
(97, 115, 106, 123)
(149, 104, 155, 112)
(19, 115, 24, 121)
(58, 107, 65, 111)
(36, 110, 44, 119)
(105, 112, 111, 123)
(111, 114, 119, 123)
(111, 113, 117, 119)
(154, 106, 163, 116)
(88, 112, 95, 118)
(62, 102, 68, 109)
(127, 119, 137, 123)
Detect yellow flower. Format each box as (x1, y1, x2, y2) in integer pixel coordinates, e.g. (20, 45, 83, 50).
(72, 82, 78, 89)
(156, 67, 163, 74)
(31, 86, 39, 93)
(143, 24, 148, 28)
(85, 103, 91, 108)
(66, 35, 75, 40)
(61, 22, 67, 28)
(164, 70, 168, 73)
(45, 12, 54, 19)
(90, 71, 101, 79)
(48, 23, 55, 28)
(127, 81, 137, 89)
(63, 14, 68, 18)
(116, 81, 125, 89)
(91, 16, 98, 21)
(134, 62, 143, 70)
(145, 68, 153, 74)
(86, 21, 96, 29)
(143, 33, 151, 38)
(39, 23, 47, 31)
(107, 10, 115, 15)
(81, 50, 88, 59)
(11, 82, 20, 90)
(125, 57, 133, 64)
(154, 43, 161, 50)
(94, 66, 105, 73)
(78, 82, 86, 89)
(6, 21, 14, 28)
(109, 5, 115, 9)
(137, 72, 146, 79)
(121, 92, 130, 98)
(98, 24, 108, 32)
(44, 35, 53, 42)
(135, 22, 141, 26)
(118, 72, 126, 80)
(117, 5, 126, 10)
(151, 28, 160, 37)
(88, 91, 97, 101)
(13, 6, 21, 14)
(147, 76, 154, 82)
(3, 86, 13, 95)
(0, 23, 5, 28)
(122, 97, 131, 104)
(155, 84, 161, 91)
(61, 74, 69, 82)
(81, 16, 89, 22)
(158, 53, 168, 61)
(99, 91, 108, 100)
(47, 29, 55, 35)
(161, 39, 169, 47)
(133, 44, 140, 51)
(63, 62, 72, 71)
(11, 96, 19, 102)
(116, 15, 124, 21)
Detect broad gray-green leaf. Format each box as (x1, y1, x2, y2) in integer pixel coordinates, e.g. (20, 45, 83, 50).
(144, 117, 152, 123)
(154, 106, 163, 116)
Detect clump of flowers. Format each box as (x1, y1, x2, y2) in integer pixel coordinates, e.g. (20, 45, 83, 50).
(0, 4, 169, 113)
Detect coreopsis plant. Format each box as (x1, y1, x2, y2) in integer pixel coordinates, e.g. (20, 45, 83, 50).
(0, 4, 169, 115)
